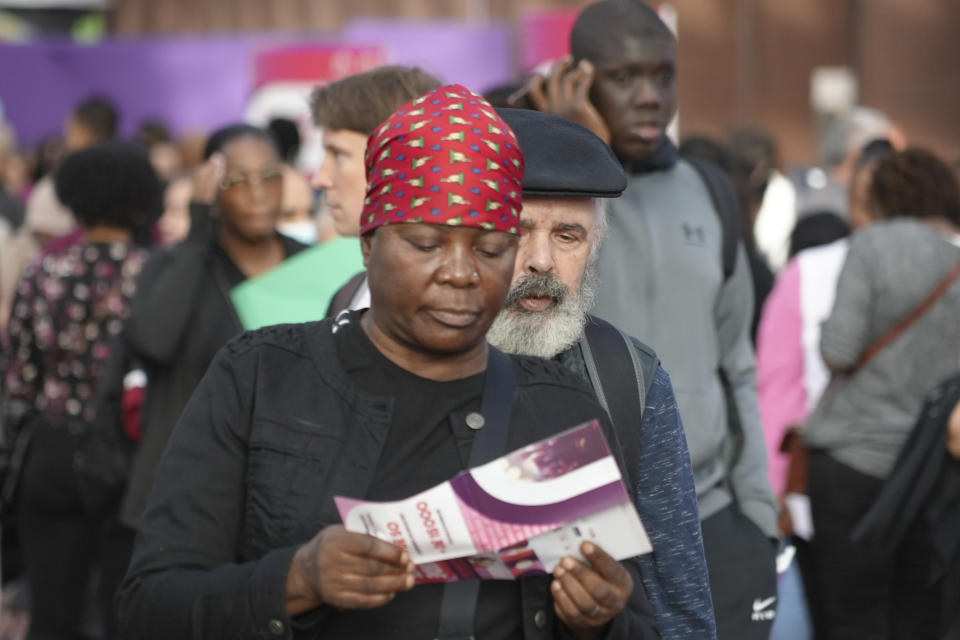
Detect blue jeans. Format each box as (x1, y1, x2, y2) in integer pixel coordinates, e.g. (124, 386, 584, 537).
(771, 541, 813, 640)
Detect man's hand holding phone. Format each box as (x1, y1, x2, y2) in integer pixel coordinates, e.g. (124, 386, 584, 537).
(526, 56, 611, 145)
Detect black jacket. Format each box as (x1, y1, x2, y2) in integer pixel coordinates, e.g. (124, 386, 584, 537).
(119, 205, 305, 527)
(117, 317, 659, 639)
(853, 371, 960, 637)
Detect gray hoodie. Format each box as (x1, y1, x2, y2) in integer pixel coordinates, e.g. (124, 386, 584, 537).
(592, 159, 778, 538)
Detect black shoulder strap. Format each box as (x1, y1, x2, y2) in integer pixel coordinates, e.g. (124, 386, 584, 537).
(685, 156, 741, 281)
(581, 316, 657, 492)
(436, 346, 516, 640)
(325, 271, 367, 319)
(468, 347, 516, 466)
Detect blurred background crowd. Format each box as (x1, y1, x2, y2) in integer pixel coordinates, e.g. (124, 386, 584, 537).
(0, 1, 958, 267)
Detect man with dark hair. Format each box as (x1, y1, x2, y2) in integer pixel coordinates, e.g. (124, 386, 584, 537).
(527, 2, 778, 638)
(310, 66, 441, 143)
(311, 65, 441, 240)
(136, 119, 171, 147)
(66, 94, 119, 150)
(267, 117, 301, 164)
(490, 107, 717, 638)
(310, 65, 442, 313)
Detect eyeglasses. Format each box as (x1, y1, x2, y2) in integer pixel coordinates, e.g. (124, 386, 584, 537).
(221, 167, 283, 191)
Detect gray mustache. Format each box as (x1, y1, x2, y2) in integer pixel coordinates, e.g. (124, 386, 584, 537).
(505, 273, 568, 308)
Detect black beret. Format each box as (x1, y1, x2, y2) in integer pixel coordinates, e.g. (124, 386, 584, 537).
(496, 107, 626, 198)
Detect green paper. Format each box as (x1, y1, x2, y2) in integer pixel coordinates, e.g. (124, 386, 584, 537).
(230, 237, 365, 330)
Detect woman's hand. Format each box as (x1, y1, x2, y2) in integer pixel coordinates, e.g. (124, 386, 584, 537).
(285, 524, 416, 616)
(190, 152, 225, 205)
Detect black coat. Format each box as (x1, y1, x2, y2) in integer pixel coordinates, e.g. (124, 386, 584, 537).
(116, 317, 659, 639)
(853, 371, 960, 637)
(119, 205, 305, 527)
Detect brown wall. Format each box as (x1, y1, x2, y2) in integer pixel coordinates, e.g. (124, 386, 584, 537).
(110, 0, 960, 166)
(110, 0, 595, 32)
(673, 0, 960, 165)
(857, 0, 960, 162)
(674, 0, 856, 165)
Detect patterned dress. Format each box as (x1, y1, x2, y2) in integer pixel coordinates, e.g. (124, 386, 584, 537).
(4, 240, 149, 433)
(3, 239, 150, 640)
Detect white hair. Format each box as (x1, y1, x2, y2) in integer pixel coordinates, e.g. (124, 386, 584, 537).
(590, 197, 609, 262)
(843, 107, 892, 156)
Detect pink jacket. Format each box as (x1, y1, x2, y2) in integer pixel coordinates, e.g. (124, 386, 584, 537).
(756, 239, 848, 494)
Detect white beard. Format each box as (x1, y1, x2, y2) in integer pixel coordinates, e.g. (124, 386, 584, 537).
(487, 262, 598, 359)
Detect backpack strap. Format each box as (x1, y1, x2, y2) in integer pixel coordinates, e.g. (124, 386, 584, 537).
(581, 316, 658, 492)
(685, 156, 741, 281)
(436, 346, 516, 640)
(325, 271, 367, 318)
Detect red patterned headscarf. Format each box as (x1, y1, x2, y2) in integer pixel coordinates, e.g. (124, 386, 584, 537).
(360, 84, 524, 235)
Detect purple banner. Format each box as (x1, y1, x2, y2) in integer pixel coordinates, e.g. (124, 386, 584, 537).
(2, 34, 291, 143)
(341, 18, 513, 93)
(0, 20, 513, 147)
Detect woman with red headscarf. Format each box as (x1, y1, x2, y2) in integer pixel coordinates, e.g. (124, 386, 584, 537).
(118, 85, 658, 640)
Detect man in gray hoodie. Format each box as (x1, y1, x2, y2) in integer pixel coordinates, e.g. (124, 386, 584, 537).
(525, 1, 778, 638)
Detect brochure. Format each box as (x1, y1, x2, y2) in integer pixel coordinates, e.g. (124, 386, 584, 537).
(335, 419, 651, 583)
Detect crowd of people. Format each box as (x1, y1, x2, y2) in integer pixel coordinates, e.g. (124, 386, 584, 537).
(1, 1, 959, 639)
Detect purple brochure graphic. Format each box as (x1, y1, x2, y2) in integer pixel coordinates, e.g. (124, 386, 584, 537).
(335, 420, 651, 583)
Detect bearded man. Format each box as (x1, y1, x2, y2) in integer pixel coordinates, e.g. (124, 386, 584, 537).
(489, 108, 717, 639)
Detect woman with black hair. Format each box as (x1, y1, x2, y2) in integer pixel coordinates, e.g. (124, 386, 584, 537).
(117, 124, 305, 533)
(804, 148, 960, 639)
(3, 141, 161, 640)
